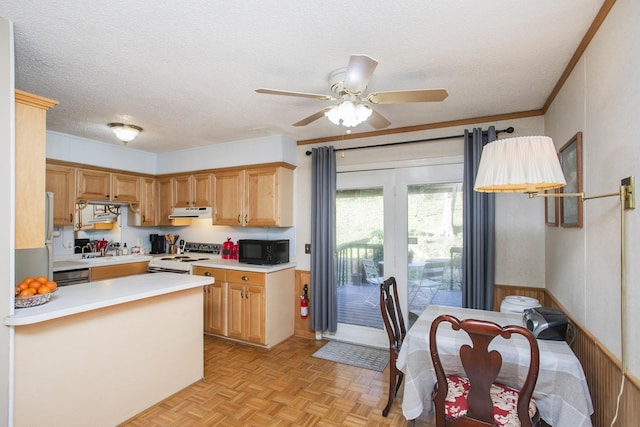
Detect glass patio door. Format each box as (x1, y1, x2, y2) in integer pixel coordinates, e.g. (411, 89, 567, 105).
(327, 163, 463, 347)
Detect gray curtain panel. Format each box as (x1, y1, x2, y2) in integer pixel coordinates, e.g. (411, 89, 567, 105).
(462, 127, 496, 310)
(310, 146, 337, 332)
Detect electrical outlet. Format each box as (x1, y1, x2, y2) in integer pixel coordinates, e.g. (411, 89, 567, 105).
(305, 244, 311, 254)
(64, 241, 73, 249)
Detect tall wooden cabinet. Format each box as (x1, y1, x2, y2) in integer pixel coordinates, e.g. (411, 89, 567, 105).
(46, 164, 75, 226)
(213, 165, 294, 227)
(157, 177, 174, 226)
(15, 90, 58, 249)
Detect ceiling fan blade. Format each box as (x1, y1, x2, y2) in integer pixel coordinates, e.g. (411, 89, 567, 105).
(343, 55, 378, 94)
(292, 108, 332, 127)
(256, 88, 334, 101)
(368, 109, 391, 129)
(367, 88, 448, 104)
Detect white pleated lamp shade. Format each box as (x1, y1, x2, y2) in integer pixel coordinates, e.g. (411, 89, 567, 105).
(474, 136, 566, 193)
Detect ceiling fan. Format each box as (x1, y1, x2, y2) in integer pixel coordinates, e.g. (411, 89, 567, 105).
(255, 54, 448, 129)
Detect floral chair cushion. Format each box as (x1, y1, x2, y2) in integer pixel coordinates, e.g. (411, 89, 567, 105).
(444, 375, 537, 427)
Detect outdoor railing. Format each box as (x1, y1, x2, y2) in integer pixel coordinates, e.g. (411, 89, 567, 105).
(336, 242, 383, 286)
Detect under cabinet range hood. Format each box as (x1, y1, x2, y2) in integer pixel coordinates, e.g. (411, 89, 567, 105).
(87, 212, 118, 224)
(168, 206, 212, 219)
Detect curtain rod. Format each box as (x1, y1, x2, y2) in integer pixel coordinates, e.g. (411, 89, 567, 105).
(305, 126, 515, 155)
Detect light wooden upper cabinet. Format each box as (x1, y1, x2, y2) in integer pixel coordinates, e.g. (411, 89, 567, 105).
(213, 166, 293, 227)
(245, 166, 293, 227)
(139, 177, 157, 226)
(213, 170, 244, 225)
(173, 173, 212, 207)
(111, 173, 140, 203)
(157, 177, 174, 226)
(46, 164, 76, 226)
(76, 170, 140, 204)
(15, 90, 58, 249)
(76, 169, 111, 201)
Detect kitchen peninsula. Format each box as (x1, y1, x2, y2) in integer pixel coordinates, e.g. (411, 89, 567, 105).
(5, 272, 213, 427)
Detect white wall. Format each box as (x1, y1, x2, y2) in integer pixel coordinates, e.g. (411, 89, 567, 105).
(0, 17, 13, 427)
(544, 0, 640, 377)
(294, 115, 547, 289)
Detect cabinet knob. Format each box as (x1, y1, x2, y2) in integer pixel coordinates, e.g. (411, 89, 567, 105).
(69, 213, 73, 222)
(244, 214, 248, 224)
(241, 275, 249, 281)
(204, 271, 211, 276)
(237, 214, 241, 224)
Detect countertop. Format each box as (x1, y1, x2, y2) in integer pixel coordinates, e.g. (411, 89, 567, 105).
(6, 272, 213, 326)
(191, 258, 296, 273)
(53, 255, 153, 272)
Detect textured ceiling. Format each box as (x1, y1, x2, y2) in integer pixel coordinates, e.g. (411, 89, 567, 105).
(1, 1, 604, 153)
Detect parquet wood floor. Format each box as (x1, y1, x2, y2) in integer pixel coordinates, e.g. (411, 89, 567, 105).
(120, 335, 428, 426)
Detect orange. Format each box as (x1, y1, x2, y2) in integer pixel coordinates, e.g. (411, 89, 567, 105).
(29, 281, 42, 290)
(38, 285, 51, 294)
(35, 276, 48, 284)
(15, 286, 20, 296)
(18, 282, 29, 291)
(19, 288, 36, 297)
(22, 277, 35, 284)
(45, 281, 58, 291)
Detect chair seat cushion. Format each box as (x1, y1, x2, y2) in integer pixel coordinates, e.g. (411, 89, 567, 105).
(444, 375, 537, 426)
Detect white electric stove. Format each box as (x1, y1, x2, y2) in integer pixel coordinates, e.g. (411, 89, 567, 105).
(147, 242, 221, 274)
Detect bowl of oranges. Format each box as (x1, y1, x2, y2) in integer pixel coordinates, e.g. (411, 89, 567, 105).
(15, 276, 58, 308)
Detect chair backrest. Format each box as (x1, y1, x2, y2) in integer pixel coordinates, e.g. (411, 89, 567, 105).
(379, 277, 407, 353)
(423, 259, 446, 282)
(363, 259, 382, 284)
(429, 314, 540, 427)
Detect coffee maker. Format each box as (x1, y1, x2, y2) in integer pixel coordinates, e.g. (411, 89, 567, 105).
(149, 234, 166, 254)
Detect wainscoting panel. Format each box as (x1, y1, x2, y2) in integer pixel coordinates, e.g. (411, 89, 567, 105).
(496, 284, 640, 427)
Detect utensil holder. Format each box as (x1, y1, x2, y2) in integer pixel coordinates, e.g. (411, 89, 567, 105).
(168, 244, 177, 254)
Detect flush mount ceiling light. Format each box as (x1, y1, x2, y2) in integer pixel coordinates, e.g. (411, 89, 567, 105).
(108, 123, 143, 144)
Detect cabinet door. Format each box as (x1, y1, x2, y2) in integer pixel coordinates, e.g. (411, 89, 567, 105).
(213, 170, 244, 225)
(173, 175, 192, 207)
(157, 177, 174, 226)
(15, 91, 56, 249)
(204, 283, 226, 335)
(193, 173, 213, 206)
(139, 177, 156, 226)
(244, 285, 266, 345)
(77, 169, 111, 201)
(227, 283, 245, 340)
(46, 165, 76, 226)
(112, 173, 140, 203)
(244, 167, 279, 226)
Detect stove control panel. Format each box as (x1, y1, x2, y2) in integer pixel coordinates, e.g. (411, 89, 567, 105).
(183, 242, 221, 254)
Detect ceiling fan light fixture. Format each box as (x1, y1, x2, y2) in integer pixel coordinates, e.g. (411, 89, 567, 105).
(324, 98, 372, 128)
(108, 123, 143, 144)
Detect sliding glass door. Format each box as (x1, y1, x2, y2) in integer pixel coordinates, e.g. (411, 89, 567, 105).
(327, 163, 463, 347)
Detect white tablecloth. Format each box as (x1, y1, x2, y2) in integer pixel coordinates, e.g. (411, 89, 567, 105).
(396, 305, 593, 427)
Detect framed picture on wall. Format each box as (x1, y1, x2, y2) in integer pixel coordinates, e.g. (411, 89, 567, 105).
(559, 132, 583, 227)
(545, 189, 559, 226)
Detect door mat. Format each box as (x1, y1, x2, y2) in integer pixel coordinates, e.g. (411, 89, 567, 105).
(312, 340, 389, 372)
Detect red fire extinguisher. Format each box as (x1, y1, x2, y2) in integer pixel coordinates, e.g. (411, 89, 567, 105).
(300, 284, 309, 318)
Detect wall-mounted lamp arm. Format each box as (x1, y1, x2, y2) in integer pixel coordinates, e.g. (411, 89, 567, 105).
(528, 176, 635, 211)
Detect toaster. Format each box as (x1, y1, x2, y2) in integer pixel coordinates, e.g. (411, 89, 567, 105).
(522, 307, 569, 341)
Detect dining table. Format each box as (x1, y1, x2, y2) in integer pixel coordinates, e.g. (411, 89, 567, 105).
(396, 305, 594, 427)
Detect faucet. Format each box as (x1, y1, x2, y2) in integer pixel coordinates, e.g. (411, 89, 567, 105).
(82, 244, 91, 258)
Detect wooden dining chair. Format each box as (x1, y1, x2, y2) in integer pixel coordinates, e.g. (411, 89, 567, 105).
(429, 314, 541, 427)
(379, 276, 407, 416)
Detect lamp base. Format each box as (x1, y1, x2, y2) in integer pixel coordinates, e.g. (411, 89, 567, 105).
(622, 176, 635, 210)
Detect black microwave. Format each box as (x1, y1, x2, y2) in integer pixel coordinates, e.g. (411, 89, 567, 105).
(238, 239, 289, 265)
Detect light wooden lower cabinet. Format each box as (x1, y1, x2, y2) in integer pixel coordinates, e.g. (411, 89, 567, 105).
(89, 262, 149, 281)
(193, 265, 294, 348)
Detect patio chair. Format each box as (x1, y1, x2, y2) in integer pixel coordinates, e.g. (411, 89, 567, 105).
(362, 259, 383, 306)
(409, 259, 446, 307)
